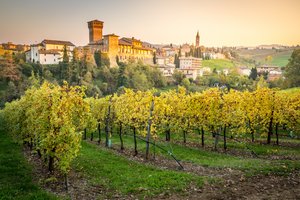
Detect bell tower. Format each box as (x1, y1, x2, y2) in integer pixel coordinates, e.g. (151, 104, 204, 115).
(196, 31, 200, 47)
(88, 20, 104, 44)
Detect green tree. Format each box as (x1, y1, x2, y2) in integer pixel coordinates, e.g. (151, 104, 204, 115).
(285, 49, 300, 87)
(249, 67, 258, 80)
(172, 70, 185, 85)
(94, 50, 102, 67)
(153, 51, 157, 64)
(62, 45, 69, 63)
(181, 78, 190, 89)
(174, 54, 180, 68)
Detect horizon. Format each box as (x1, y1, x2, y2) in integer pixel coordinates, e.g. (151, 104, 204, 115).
(1, 0, 300, 47)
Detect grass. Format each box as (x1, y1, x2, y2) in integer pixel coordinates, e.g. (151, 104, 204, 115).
(202, 59, 236, 70)
(235, 48, 293, 67)
(89, 129, 300, 176)
(271, 53, 291, 67)
(0, 129, 58, 200)
(73, 141, 206, 198)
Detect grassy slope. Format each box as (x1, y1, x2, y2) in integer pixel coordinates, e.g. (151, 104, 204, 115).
(0, 130, 58, 200)
(99, 132, 300, 175)
(202, 59, 236, 70)
(73, 141, 205, 198)
(235, 49, 293, 67)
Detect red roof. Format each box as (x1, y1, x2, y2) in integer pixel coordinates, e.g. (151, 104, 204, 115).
(42, 39, 75, 46)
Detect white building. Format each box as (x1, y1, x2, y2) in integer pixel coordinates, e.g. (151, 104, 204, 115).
(156, 56, 170, 66)
(157, 64, 176, 77)
(238, 67, 251, 76)
(26, 39, 75, 65)
(179, 56, 202, 80)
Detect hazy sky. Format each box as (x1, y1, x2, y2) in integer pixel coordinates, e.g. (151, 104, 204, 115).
(0, 0, 299, 47)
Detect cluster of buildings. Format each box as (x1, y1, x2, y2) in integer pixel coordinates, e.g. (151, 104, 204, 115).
(0, 42, 30, 56)
(3, 19, 284, 82)
(238, 65, 283, 81)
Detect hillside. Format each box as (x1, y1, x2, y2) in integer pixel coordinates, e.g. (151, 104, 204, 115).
(202, 59, 236, 70)
(235, 48, 294, 67)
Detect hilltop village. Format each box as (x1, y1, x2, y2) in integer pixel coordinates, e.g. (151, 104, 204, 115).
(1, 19, 290, 83)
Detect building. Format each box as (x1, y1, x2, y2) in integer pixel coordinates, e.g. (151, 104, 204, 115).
(179, 56, 202, 80)
(118, 37, 154, 64)
(87, 19, 155, 67)
(257, 65, 279, 73)
(196, 31, 200, 47)
(268, 69, 283, 81)
(1, 42, 30, 52)
(88, 20, 104, 44)
(156, 56, 170, 66)
(0, 42, 30, 56)
(157, 64, 176, 77)
(160, 45, 177, 57)
(238, 67, 251, 76)
(26, 39, 75, 65)
(180, 43, 191, 57)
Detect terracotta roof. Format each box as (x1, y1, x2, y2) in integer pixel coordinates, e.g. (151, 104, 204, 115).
(134, 46, 154, 51)
(88, 19, 104, 24)
(103, 34, 119, 37)
(38, 49, 61, 54)
(119, 39, 132, 46)
(42, 39, 75, 46)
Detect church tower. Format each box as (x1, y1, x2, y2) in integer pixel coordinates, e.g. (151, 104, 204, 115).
(88, 20, 104, 44)
(196, 31, 200, 47)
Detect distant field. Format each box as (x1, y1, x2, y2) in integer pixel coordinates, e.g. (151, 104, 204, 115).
(202, 59, 236, 70)
(271, 52, 291, 67)
(235, 49, 293, 67)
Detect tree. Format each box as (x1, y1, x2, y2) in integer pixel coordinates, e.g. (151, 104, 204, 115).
(249, 67, 258, 80)
(172, 70, 185, 85)
(62, 45, 69, 63)
(0, 53, 21, 82)
(174, 54, 180, 68)
(94, 50, 102, 67)
(265, 55, 273, 64)
(153, 51, 157, 64)
(285, 49, 300, 87)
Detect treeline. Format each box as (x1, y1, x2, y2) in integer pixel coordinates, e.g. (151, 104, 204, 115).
(0, 51, 167, 107)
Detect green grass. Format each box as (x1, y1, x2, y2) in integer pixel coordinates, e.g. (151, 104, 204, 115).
(92, 131, 300, 176)
(202, 59, 236, 70)
(271, 53, 291, 67)
(0, 130, 58, 200)
(73, 141, 206, 198)
(235, 48, 293, 67)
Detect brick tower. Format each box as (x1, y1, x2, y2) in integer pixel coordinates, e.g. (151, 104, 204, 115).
(196, 31, 200, 47)
(88, 20, 104, 44)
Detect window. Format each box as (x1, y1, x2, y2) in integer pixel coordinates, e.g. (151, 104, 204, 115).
(36, 53, 37, 56)
(54, 59, 56, 62)
(44, 59, 46, 62)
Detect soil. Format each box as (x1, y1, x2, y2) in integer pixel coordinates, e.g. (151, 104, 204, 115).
(24, 141, 300, 200)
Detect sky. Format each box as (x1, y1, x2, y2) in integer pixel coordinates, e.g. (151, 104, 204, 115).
(0, 0, 300, 47)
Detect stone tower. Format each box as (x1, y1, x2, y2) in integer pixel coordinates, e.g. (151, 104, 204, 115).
(88, 20, 104, 44)
(196, 31, 200, 47)
(103, 34, 119, 67)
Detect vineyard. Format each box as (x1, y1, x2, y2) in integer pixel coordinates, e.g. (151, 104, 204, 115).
(1, 82, 300, 199)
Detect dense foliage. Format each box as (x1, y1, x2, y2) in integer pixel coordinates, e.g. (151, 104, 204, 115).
(1, 82, 89, 174)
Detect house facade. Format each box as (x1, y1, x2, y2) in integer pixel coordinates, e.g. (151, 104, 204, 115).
(26, 39, 75, 65)
(179, 56, 202, 80)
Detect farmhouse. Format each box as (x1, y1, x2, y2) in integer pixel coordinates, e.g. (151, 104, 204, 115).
(26, 39, 75, 65)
